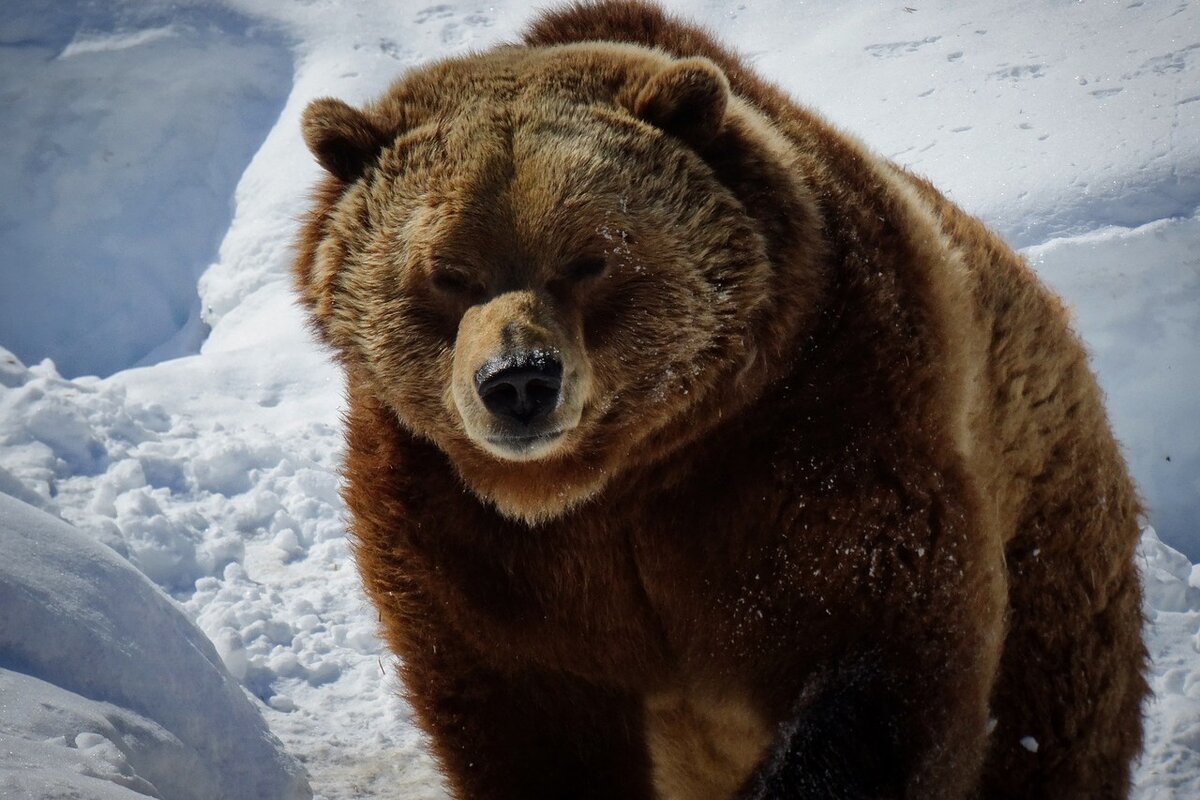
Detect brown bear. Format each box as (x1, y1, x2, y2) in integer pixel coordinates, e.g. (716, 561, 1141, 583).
(291, 2, 1148, 798)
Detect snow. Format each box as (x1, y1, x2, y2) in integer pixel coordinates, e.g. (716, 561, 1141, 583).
(0, 1, 1196, 798)
(0, 493, 310, 800)
(1028, 213, 1200, 552)
(0, 0, 291, 379)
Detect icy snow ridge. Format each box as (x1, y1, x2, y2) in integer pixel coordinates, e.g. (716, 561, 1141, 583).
(0, 493, 311, 800)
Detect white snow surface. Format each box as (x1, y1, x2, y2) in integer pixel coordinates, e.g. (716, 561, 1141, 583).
(0, 1, 1197, 798)
(0, 493, 311, 800)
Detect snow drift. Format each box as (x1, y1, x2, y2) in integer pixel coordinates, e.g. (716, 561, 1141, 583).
(0, 492, 311, 800)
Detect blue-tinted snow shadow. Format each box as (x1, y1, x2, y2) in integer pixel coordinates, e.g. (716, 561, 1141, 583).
(1029, 214, 1200, 558)
(0, 1, 293, 378)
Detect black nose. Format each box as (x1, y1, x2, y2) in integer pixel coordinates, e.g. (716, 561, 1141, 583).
(475, 352, 563, 425)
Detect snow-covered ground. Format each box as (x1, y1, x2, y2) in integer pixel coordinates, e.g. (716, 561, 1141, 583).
(0, 493, 311, 800)
(0, 1, 1196, 798)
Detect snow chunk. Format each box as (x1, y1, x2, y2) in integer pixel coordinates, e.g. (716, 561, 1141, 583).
(1141, 527, 1200, 613)
(1137, 526, 1200, 798)
(0, 346, 29, 388)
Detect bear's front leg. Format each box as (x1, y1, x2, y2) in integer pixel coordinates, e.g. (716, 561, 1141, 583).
(383, 585, 657, 800)
(739, 541, 1007, 799)
(739, 639, 999, 799)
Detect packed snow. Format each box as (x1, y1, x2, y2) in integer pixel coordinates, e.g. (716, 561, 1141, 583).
(0, 1, 1196, 798)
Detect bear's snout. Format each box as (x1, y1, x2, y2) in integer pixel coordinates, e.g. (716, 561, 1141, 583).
(475, 351, 563, 426)
(451, 291, 591, 462)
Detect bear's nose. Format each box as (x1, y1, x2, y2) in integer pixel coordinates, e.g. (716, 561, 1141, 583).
(475, 352, 563, 426)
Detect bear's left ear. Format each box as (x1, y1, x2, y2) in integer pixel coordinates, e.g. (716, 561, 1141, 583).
(633, 57, 730, 148)
(302, 97, 389, 183)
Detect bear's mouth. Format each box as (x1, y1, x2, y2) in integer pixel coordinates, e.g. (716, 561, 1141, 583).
(486, 429, 564, 447)
(482, 428, 568, 460)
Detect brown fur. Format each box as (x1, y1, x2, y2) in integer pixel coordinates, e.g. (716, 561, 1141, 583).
(292, 2, 1147, 798)
(645, 688, 772, 800)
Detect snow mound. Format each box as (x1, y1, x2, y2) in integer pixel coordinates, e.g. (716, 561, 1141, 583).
(0, 343, 443, 799)
(0, 492, 311, 800)
(757, 0, 1200, 247)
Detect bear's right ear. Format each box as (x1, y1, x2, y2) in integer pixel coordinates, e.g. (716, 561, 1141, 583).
(301, 98, 388, 183)
(633, 57, 730, 149)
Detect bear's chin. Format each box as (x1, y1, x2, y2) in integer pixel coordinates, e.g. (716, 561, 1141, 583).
(449, 436, 612, 526)
(477, 473, 605, 526)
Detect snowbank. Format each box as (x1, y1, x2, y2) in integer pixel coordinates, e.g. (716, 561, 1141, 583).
(0, 0, 291, 378)
(0, 337, 439, 798)
(0, 492, 311, 799)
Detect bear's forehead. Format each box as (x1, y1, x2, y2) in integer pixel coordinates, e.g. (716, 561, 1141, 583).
(373, 49, 676, 197)
(370, 43, 670, 128)
(388, 125, 643, 268)
(358, 45, 697, 262)
(380, 101, 653, 198)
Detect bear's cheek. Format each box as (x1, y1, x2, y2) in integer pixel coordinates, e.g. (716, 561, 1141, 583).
(377, 341, 458, 442)
(587, 283, 720, 409)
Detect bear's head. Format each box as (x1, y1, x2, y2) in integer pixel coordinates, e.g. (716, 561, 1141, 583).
(294, 44, 822, 523)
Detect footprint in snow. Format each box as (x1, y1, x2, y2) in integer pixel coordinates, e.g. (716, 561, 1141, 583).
(415, 5, 454, 24)
(987, 64, 1047, 81)
(863, 36, 942, 58)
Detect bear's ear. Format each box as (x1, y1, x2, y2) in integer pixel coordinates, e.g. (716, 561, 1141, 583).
(633, 57, 730, 148)
(301, 98, 388, 183)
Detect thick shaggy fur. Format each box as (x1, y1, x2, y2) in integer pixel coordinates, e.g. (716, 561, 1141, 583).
(292, 2, 1147, 798)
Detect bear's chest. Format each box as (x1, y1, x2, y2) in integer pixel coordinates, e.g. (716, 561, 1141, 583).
(403, 505, 672, 684)
(412, 493, 848, 693)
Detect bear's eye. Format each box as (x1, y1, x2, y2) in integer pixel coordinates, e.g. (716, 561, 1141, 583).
(430, 267, 480, 297)
(565, 256, 609, 284)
